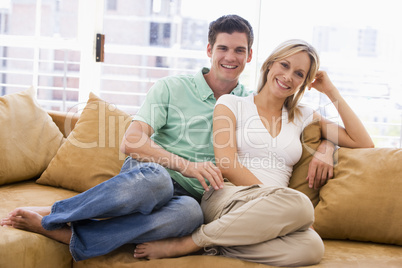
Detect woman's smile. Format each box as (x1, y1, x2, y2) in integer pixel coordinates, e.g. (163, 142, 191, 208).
(276, 78, 290, 90)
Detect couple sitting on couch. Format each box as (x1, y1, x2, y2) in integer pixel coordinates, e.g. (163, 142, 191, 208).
(0, 14, 374, 267)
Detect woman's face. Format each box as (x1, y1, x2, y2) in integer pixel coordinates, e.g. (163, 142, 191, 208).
(266, 51, 311, 100)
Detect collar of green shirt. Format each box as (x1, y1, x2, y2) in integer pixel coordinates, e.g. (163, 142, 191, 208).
(196, 67, 245, 101)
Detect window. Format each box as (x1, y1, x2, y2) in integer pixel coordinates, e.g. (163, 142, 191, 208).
(1, 0, 401, 148)
(0, 0, 82, 112)
(150, 22, 171, 47)
(107, 0, 117, 11)
(358, 28, 377, 57)
(100, 0, 260, 114)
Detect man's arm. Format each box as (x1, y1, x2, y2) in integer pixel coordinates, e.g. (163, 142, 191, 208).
(120, 120, 224, 191)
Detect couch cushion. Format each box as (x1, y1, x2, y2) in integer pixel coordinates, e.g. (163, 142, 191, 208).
(36, 93, 132, 192)
(0, 180, 77, 268)
(314, 147, 402, 246)
(0, 87, 64, 186)
(289, 120, 322, 207)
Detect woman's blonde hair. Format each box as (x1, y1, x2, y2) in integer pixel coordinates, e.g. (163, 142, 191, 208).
(257, 39, 320, 122)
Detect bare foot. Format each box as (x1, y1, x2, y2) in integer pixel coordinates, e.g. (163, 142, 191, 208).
(1, 208, 72, 244)
(1, 206, 52, 226)
(2, 208, 44, 232)
(134, 235, 201, 259)
(18, 206, 52, 217)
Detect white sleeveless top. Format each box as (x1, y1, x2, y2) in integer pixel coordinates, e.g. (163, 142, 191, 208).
(215, 94, 314, 187)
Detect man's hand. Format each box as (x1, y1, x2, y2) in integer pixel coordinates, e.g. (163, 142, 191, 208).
(306, 140, 335, 189)
(180, 161, 224, 192)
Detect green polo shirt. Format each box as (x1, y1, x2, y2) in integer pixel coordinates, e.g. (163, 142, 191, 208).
(133, 68, 250, 200)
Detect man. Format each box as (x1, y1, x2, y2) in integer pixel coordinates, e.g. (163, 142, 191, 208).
(1, 15, 254, 261)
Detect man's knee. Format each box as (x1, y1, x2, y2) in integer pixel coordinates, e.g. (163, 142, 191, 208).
(113, 161, 173, 209)
(179, 196, 203, 220)
(139, 162, 171, 183)
(124, 161, 171, 189)
(175, 196, 204, 230)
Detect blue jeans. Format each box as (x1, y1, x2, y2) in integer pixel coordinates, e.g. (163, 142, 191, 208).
(41, 157, 204, 261)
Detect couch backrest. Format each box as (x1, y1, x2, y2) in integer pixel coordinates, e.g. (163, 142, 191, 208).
(48, 110, 80, 138)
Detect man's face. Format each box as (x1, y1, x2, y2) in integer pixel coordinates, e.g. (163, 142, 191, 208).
(207, 32, 252, 85)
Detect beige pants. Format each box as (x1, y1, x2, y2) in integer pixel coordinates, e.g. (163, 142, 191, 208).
(192, 183, 324, 267)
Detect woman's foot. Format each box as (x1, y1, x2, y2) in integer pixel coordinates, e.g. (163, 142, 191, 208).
(1, 208, 72, 244)
(134, 235, 201, 259)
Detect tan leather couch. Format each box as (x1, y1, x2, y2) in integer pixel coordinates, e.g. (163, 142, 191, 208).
(1, 88, 401, 268)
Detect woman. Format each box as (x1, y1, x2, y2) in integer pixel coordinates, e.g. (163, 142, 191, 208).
(133, 39, 374, 266)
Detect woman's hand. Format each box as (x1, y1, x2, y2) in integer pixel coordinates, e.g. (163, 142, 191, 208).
(310, 71, 375, 149)
(306, 140, 335, 189)
(309, 70, 338, 99)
